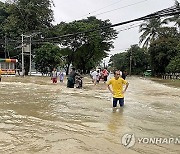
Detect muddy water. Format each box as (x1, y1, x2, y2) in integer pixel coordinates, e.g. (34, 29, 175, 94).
(0, 76, 179, 154)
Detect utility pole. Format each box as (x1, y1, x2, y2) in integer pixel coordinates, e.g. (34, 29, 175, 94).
(21, 34, 24, 76)
(28, 32, 40, 75)
(129, 50, 132, 76)
(29, 35, 32, 75)
(21, 32, 41, 76)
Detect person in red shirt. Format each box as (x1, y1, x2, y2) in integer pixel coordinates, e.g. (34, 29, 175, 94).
(102, 68, 109, 83)
(51, 68, 57, 83)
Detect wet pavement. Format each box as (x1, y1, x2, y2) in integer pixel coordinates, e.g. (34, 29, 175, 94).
(0, 76, 179, 154)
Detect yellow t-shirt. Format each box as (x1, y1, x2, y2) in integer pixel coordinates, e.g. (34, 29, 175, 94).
(107, 77, 128, 98)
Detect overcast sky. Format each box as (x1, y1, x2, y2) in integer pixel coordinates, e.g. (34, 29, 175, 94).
(52, 0, 176, 63)
(1, 0, 177, 63)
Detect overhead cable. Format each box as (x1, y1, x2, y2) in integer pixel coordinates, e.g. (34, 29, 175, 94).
(32, 5, 180, 43)
(4, 5, 180, 45)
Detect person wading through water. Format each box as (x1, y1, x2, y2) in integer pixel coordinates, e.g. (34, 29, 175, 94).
(51, 68, 58, 83)
(107, 70, 129, 111)
(67, 67, 78, 88)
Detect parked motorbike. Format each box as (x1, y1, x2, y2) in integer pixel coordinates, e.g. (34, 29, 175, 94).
(75, 75, 83, 88)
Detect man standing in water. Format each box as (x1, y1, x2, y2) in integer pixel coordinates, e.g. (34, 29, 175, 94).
(67, 67, 78, 88)
(107, 70, 129, 110)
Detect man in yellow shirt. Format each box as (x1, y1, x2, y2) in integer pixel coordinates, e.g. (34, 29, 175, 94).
(107, 70, 129, 108)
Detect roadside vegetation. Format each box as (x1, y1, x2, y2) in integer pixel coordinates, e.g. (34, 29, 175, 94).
(150, 77, 180, 88)
(0, 0, 179, 79)
(109, 1, 180, 77)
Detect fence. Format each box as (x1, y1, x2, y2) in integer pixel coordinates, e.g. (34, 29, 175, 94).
(162, 73, 180, 80)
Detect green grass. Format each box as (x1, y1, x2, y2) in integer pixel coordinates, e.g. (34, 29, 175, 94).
(150, 77, 180, 88)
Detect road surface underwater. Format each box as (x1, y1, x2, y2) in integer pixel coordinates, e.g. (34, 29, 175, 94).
(0, 76, 179, 154)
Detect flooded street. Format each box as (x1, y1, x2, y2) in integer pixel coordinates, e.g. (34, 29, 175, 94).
(0, 76, 179, 154)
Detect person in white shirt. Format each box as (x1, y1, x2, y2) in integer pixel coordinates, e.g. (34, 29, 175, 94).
(51, 68, 57, 83)
(91, 70, 98, 85)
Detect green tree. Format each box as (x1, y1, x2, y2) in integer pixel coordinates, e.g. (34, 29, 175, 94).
(158, 27, 179, 39)
(166, 55, 180, 73)
(34, 43, 62, 74)
(148, 26, 179, 75)
(109, 52, 128, 71)
(149, 37, 179, 75)
(0, 1, 9, 57)
(0, 0, 54, 73)
(54, 16, 118, 74)
(126, 45, 149, 74)
(109, 45, 149, 75)
(166, 42, 180, 73)
(163, 0, 180, 30)
(4, 0, 54, 35)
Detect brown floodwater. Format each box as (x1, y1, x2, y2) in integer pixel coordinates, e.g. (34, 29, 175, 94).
(0, 76, 179, 154)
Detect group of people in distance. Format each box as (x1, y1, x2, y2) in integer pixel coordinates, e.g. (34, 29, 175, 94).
(90, 68, 128, 85)
(51, 68, 64, 84)
(90, 68, 109, 85)
(51, 67, 82, 89)
(51, 67, 129, 111)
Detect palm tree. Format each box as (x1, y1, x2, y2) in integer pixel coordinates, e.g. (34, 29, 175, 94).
(163, 0, 180, 31)
(139, 17, 163, 48)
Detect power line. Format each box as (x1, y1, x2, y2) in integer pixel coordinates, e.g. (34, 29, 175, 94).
(30, 24, 141, 45)
(105, 6, 179, 29)
(117, 24, 140, 33)
(77, 0, 125, 18)
(31, 5, 180, 43)
(95, 0, 148, 16)
(67, 0, 148, 22)
(115, 22, 143, 30)
(2, 5, 180, 45)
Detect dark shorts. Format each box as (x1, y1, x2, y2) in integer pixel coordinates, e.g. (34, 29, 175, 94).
(104, 76, 107, 81)
(67, 77, 74, 88)
(113, 97, 124, 107)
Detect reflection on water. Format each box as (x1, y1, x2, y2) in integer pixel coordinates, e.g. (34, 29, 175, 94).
(0, 76, 179, 154)
(107, 108, 124, 133)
